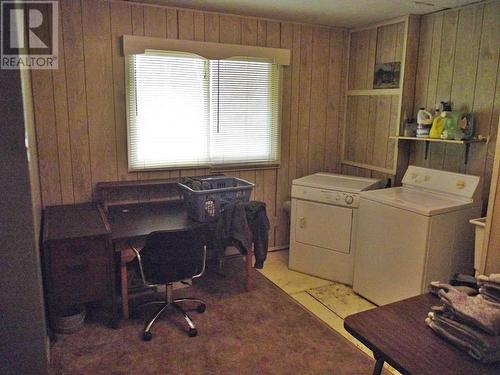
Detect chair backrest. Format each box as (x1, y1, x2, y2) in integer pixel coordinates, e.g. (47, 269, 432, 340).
(141, 226, 207, 284)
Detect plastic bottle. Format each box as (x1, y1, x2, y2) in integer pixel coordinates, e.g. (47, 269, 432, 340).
(429, 107, 446, 138)
(416, 108, 433, 138)
(440, 112, 453, 140)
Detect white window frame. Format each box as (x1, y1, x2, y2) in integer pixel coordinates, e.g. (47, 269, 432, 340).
(125, 51, 282, 171)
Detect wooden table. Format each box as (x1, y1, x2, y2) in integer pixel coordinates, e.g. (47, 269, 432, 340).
(106, 200, 254, 319)
(344, 294, 499, 375)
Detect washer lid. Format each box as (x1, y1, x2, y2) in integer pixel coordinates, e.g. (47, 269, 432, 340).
(360, 186, 477, 216)
(292, 173, 384, 193)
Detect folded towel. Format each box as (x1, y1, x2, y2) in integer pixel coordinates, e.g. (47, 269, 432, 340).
(426, 311, 500, 363)
(478, 274, 500, 285)
(431, 303, 493, 330)
(480, 287, 500, 304)
(451, 273, 478, 289)
(480, 282, 500, 292)
(438, 288, 500, 335)
(476, 274, 500, 304)
(429, 281, 477, 297)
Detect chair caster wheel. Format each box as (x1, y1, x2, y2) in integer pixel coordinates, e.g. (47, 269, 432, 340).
(196, 304, 206, 313)
(188, 328, 198, 337)
(142, 331, 152, 341)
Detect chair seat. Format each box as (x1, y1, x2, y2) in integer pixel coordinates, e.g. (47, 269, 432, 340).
(134, 227, 208, 340)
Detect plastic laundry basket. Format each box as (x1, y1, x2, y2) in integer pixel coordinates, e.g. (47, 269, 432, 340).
(178, 176, 254, 222)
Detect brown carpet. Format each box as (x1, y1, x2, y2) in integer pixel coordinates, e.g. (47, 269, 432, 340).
(49, 257, 378, 375)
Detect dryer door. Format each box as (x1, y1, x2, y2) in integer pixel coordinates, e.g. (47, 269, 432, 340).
(295, 200, 352, 254)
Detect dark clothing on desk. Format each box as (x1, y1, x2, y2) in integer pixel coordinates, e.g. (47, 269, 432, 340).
(245, 202, 271, 269)
(217, 201, 250, 249)
(216, 201, 270, 269)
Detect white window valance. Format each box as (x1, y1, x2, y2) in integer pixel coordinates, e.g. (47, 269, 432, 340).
(122, 35, 291, 66)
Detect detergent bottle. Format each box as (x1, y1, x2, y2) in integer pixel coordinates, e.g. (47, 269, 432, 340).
(429, 106, 446, 138)
(441, 111, 462, 140)
(416, 108, 433, 138)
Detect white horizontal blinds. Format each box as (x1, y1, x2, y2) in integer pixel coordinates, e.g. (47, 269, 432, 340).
(127, 53, 209, 170)
(127, 53, 280, 170)
(209, 60, 280, 165)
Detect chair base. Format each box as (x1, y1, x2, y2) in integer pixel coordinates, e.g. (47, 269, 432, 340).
(142, 297, 206, 341)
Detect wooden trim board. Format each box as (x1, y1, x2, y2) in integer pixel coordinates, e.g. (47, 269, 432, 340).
(390, 136, 487, 145)
(351, 15, 409, 33)
(122, 35, 291, 65)
(481, 118, 500, 274)
(347, 88, 400, 96)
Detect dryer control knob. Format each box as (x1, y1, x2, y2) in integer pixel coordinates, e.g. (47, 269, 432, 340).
(345, 195, 354, 205)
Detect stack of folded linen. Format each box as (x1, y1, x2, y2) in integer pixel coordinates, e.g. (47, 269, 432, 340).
(426, 278, 500, 364)
(478, 274, 500, 303)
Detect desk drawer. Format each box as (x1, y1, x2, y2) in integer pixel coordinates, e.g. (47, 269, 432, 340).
(47, 237, 112, 305)
(49, 238, 109, 270)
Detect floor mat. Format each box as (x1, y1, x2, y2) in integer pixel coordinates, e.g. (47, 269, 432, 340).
(306, 282, 376, 319)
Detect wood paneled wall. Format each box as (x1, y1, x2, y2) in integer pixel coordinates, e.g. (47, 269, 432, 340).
(341, 0, 499, 205)
(347, 23, 405, 91)
(341, 21, 408, 182)
(30, 0, 348, 247)
(411, 0, 500, 205)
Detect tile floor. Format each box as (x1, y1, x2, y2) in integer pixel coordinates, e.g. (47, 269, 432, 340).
(258, 250, 400, 375)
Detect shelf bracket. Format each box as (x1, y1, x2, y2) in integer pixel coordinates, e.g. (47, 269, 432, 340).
(465, 143, 471, 165)
(424, 141, 430, 160)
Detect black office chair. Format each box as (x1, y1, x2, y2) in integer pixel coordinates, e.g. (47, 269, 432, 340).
(131, 227, 207, 341)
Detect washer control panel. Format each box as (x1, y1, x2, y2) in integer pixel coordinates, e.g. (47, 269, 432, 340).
(402, 165, 480, 200)
(291, 186, 359, 208)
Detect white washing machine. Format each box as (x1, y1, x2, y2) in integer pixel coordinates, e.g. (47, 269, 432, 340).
(353, 166, 482, 306)
(289, 173, 385, 284)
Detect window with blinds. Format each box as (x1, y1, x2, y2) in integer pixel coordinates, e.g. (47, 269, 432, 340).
(127, 52, 280, 171)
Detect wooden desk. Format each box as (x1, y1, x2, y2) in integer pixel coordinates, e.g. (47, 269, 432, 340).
(42, 203, 119, 330)
(106, 200, 254, 319)
(108, 200, 193, 242)
(344, 294, 499, 375)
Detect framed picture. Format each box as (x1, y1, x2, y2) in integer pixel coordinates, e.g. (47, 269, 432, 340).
(373, 62, 401, 89)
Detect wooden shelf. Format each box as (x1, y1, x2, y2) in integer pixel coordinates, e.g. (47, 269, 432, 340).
(94, 172, 222, 189)
(389, 136, 487, 144)
(390, 136, 488, 164)
(95, 178, 178, 190)
(347, 88, 401, 96)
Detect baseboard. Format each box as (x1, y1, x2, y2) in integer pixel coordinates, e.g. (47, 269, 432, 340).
(269, 245, 289, 252)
